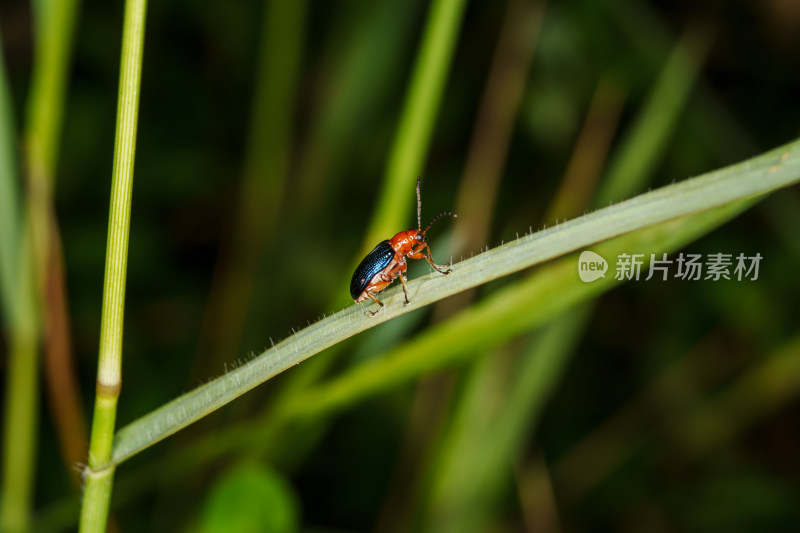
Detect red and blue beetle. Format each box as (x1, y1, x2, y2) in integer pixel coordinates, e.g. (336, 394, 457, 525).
(350, 177, 457, 316)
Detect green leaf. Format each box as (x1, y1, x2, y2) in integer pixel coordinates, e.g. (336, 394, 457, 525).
(198, 462, 298, 533)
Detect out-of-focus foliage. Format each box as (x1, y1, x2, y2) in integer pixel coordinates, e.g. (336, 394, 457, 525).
(197, 462, 298, 533)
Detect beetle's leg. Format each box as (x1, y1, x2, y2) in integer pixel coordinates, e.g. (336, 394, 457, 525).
(410, 243, 451, 275)
(383, 258, 410, 305)
(429, 245, 452, 274)
(364, 292, 385, 317)
(398, 273, 410, 305)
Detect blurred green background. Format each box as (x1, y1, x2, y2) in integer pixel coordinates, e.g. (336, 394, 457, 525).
(1, 0, 800, 531)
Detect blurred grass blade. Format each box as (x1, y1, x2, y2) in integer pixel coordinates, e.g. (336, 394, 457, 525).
(0, 267, 38, 533)
(1, 0, 80, 522)
(26, 0, 80, 182)
(194, 0, 307, 384)
(595, 22, 713, 206)
(106, 138, 800, 469)
(553, 333, 800, 502)
(0, 28, 21, 323)
(363, 0, 468, 250)
(28, 0, 88, 488)
(296, 1, 422, 218)
(449, 0, 544, 256)
(679, 335, 800, 456)
(544, 77, 625, 224)
(424, 308, 589, 533)
(518, 27, 709, 513)
(79, 0, 148, 530)
(419, 1, 547, 527)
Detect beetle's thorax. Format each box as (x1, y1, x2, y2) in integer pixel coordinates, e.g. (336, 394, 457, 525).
(390, 229, 423, 255)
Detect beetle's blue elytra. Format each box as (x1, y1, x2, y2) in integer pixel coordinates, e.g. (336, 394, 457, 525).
(350, 240, 394, 300)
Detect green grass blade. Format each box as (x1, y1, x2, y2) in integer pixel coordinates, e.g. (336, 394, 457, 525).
(105, 138, 800, 469)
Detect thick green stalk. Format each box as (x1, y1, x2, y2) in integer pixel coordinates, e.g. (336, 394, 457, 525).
(105, 138, 799, 469)
(79, 0, 148, 530)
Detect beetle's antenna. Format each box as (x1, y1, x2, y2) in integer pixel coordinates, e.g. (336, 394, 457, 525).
(416, 176, 423, 231)
(422, 211, 458, 235)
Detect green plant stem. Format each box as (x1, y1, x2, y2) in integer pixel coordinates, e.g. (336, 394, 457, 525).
(79, 0, 148, 530)
(105, 138, 800, 470)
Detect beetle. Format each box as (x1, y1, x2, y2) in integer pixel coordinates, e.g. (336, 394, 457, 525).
(350, 177, 457, 316)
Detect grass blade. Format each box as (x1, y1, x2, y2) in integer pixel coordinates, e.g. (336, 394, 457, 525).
(106, 138, 800, 469)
